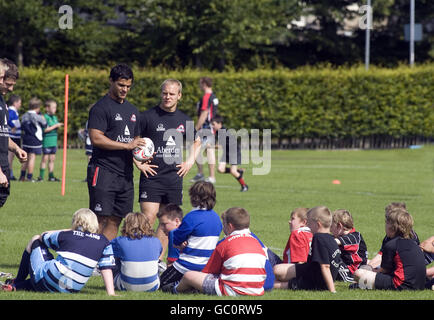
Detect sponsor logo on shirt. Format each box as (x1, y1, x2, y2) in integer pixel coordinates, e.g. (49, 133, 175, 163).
(156, 123, 165, 131)
(115, 113, 123, 121)
(94, 203, 102, 212)
(176, 124, 185, 133)
(131, 114, 136, 122)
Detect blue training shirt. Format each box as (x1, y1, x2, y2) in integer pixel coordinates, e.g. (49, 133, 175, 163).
(167, 229, 180, 264)
(110, 235, 162, 292)
(7, 106, 21, 140)
(173, 208, 222, 274)
(36, 230, 115, 293)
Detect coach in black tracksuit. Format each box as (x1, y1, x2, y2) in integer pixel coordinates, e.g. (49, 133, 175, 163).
(87, 64, 146, 241)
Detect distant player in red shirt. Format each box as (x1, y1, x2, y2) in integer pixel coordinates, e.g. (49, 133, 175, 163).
(190, 77, 218, 184)
(354, 208, 426, 290)
(282, 207, 312, 263)
(172, 207, 267, 296)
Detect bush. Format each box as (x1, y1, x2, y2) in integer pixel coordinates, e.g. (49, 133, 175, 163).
(12, 64, 434, 148)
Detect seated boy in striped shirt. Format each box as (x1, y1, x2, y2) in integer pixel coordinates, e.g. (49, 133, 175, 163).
(111, 212, 162, 292)
(172, 207, 267, 296)
(160, 181, 222, 291)
(2, 209, 116, 295)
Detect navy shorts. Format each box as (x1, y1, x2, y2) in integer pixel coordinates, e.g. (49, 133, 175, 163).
(29, 239, 55, 292)
(138, 184, 182, 205)
(23, 146, 42, 155)
(42, 146, 57, 155)
(159, 265, 184, 288)
(221, 148, 241, 165)
(87, 164, 134, 219)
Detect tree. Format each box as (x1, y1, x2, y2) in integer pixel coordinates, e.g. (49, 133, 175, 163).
(0, 0, 119, 67)
(118, 0, 301, 69)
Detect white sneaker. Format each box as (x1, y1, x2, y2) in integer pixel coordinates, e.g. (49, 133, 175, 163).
(205, 177, 216, 184)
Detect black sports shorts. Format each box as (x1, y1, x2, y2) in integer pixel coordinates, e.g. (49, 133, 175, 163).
(221, 148, 241, 165)
(374, 272, 396, 290)
(0, 165, 10, 208)
(138, 183, 182, 205)
(87, 164, 134, 218)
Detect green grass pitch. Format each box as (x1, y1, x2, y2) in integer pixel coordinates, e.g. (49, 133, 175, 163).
(0, 146, 433, 302)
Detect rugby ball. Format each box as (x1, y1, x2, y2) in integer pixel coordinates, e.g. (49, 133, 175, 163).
(132, 137, 154, 162)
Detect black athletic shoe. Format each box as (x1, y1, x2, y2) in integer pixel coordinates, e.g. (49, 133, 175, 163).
(161, 281, 179, 294)
(48, 177, 60, 182)
(240, 185, 248, 192)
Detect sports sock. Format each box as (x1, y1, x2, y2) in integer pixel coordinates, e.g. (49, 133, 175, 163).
(224, 167, 231, 174)
(39, 168, 45, 179)
(26, 173, 33, 180)
(20, 170, 26, 179)
(15, 251, 30, 281)
(236, 175, 246, 186)
(49, 172, 54, 179)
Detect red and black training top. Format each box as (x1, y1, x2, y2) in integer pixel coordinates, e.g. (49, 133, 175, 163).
(380, 236, 426, 290)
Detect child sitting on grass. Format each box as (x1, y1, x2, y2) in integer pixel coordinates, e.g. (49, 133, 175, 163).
(331, 209, 368, 281)
(172, 207, 267, 296)
(282, 207, 312, 264)
(157, 203, 184, 268)
(353, 208, 426, 290)
(160, 181, 222, 291)
(1, 208, 116, 295)
(111, 212, 162, 292)
(273, 206, 347, 293)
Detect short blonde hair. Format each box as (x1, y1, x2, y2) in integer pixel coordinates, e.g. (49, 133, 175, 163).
(332, 209, 354, 230)
(71, 208, 99, 233)
(291, 207, 309, 221)
(160, 79, 183, 94)
(386, 208, 413, 239)
(307, 206, 332, 228)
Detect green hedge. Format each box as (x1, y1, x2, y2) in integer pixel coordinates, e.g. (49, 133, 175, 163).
(11, 64, 434, 147)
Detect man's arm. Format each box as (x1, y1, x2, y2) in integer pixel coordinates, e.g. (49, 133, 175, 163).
(195, 110, 209, 131)
(176, 138, 202, 177)
(89, 129, 145, 151)
(8, 137, 27, 163)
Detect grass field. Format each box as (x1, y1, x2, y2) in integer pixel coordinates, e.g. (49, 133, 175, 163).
(0, 146, 433, 303)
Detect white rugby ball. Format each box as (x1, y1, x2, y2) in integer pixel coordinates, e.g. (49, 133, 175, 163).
(132, 137, 154, 161)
